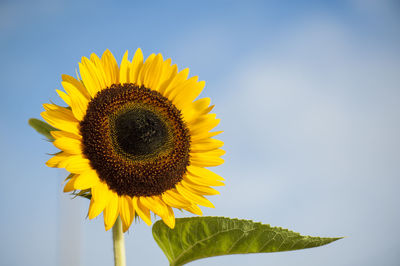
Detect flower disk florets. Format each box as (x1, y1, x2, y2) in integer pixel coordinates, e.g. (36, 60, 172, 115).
(80, 83, 191, 197)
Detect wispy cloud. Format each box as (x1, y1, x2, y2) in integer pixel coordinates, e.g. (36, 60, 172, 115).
(210, 13, 400, 265)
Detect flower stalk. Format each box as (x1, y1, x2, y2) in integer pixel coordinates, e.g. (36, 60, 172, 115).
(112, 216, 126, 266)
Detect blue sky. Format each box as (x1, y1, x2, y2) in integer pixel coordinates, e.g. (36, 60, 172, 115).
(1, 0, 400, 265)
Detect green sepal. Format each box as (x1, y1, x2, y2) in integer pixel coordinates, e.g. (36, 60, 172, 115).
(72, 189, 92, 200)
(152, 216, 341, 266)
(28, 118, 58, 141)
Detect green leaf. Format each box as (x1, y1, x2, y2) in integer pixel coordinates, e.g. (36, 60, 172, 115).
(28, 118, 58, 141)
(152, 216, 341, 266)
(72, 189, 92, 200)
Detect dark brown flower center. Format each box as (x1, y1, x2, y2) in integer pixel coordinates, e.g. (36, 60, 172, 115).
(113, 107, 169, 157)
(79, 83, 191, 197)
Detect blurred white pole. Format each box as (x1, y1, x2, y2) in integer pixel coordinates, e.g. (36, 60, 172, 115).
(58, 171, 82, 266)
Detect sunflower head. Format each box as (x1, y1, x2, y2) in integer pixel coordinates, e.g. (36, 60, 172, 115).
(42, 49, 224, 231)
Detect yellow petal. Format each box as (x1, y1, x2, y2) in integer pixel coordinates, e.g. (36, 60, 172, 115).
(175, 183, 215, 208)
(193, 98, 213, 115)
(56, 89, 71, 106)
(161, 189, 191, 208)
(191, 148, 225, 158)
(163, 68, 189, 98)
(63, 175, 78, 192)
(42, 103, 71, 113)
(119, 50, 131, 84)
(153, 58, 173, 91)
(185, 172, 224, 187)
(191, 130, 223, 143)
(158, 63, 178, 94)
(120, 196, 135, 232)
(189, 114, 220, 136)
(136, 53, 156, 86)
(50, 130, 81, 140)
(171, 78, 205, 111)
(183, 204, 203, 216)
(141, 196, 167, 217)
(181, 97, 212, 123)
(88, 181, 112, 219)
(141, 196, 175, 229)
(61, 81, 89, 121)
(162, 205, 175, 229)
(64, 155, 92, 173)
(79, 58, 101, 98)
(188, 112, 217, 127)
(53, 137, 82, 154)
(46, 152, 72, 168)
(190, 149, 225, 167)
(104, 192, 120, 231)
(90, 53, 107, 90)
(88, 198, 97, 218)
(61, 74, 91, 99)
(132, 197, 152, 226)
(42, 103, 77, 119)
(73, 170, 99, 190)
(190, 156, 225, 167)
(129, 48, 144, 84)
(144, 54, 163, 90)
(187, 165, 225, 181)
(84, 56, 106, 92)
(181, 178, 220, 195)
(101, 49, 119, 86)
(41, 109, 80, 135)
(191, 138, 224, 153)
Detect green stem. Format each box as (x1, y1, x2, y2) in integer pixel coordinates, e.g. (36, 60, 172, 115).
(112, 216, 126, 266)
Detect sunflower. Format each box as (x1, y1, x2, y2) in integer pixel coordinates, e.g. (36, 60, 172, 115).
(42, 49, 224, 232)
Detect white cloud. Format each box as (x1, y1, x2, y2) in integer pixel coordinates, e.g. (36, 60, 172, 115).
(210, 15, 400, 265)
